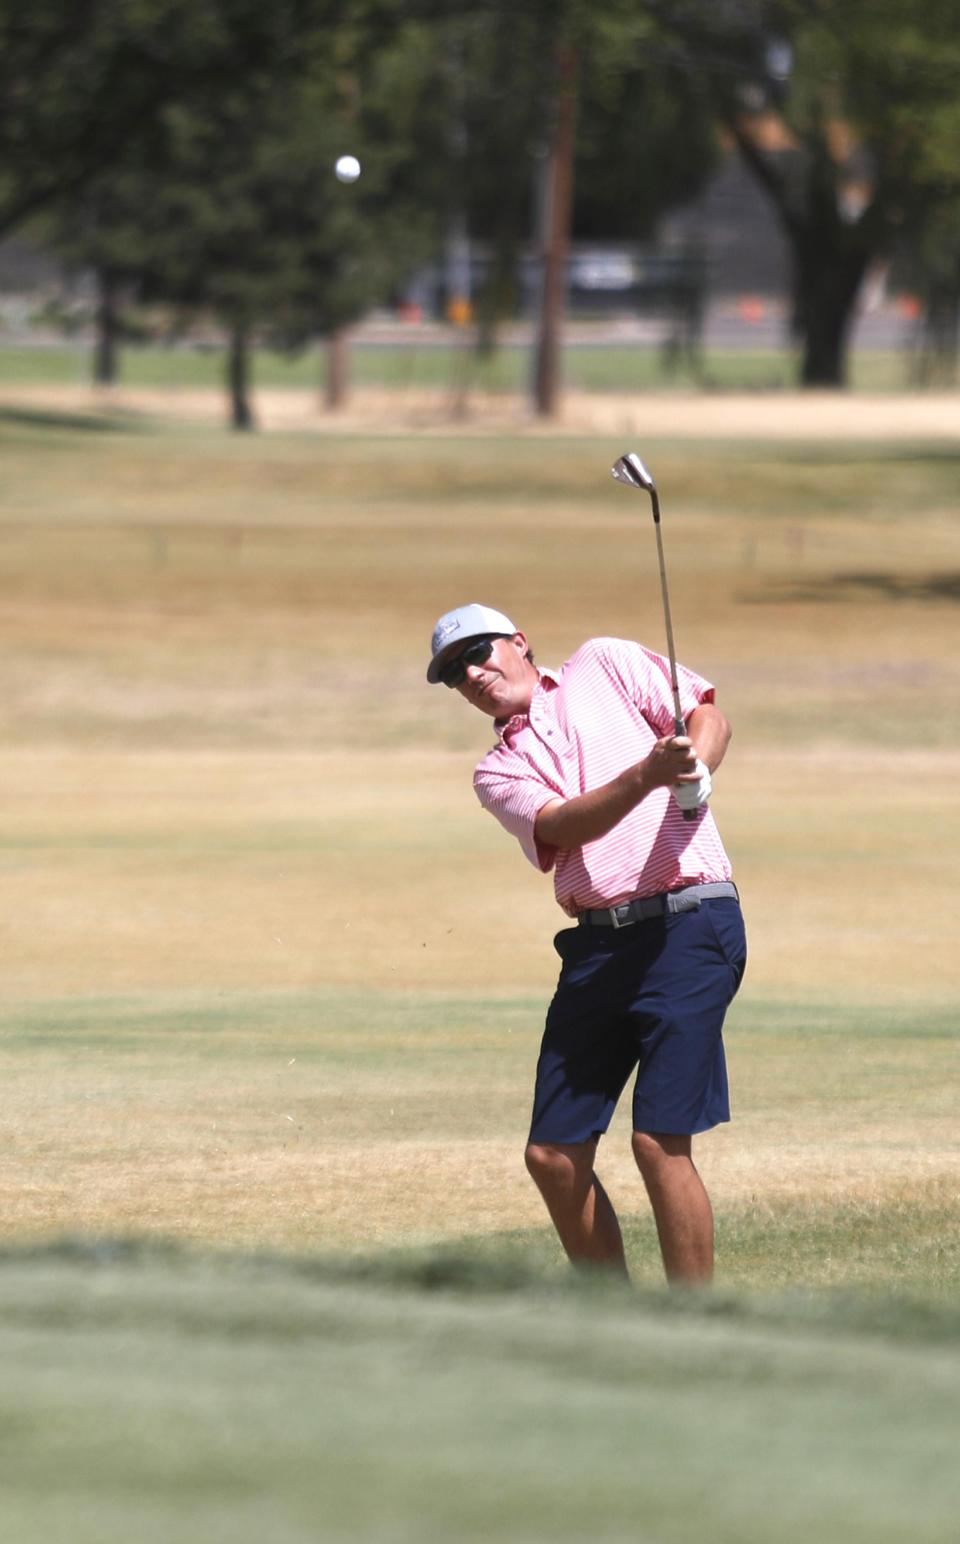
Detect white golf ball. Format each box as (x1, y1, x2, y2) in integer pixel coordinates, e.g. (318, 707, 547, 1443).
(334, 155, 361, 184)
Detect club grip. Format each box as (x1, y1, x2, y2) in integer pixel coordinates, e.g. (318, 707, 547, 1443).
(673, 716, 698, 820)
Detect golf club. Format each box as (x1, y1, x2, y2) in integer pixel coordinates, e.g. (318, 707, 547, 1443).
(611, 451, 697, 821)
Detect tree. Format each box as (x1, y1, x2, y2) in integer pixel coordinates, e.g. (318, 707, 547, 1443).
(39, 166, 164, 385)
(0, 1, 341, 237)
(38, 7, 440, 425)
(655, 0, 960, 386)
(396, 1, 719, 414)
(902, 198, 960, 385)
(535, 3, 720, 413)
(144, 79, 424, 428)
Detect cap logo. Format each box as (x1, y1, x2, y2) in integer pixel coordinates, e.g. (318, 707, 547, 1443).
(433, 618, 461, 648)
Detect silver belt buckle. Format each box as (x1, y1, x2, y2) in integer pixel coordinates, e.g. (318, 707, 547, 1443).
(609, 902, 633, 929)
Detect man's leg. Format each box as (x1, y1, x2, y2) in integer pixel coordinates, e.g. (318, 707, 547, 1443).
(525, 1138, 628, 1274)
(632, 1130, 713, 1285)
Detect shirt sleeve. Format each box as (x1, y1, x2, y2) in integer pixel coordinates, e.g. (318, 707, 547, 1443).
(473, 757, 560, 873)
(597, 638, 714, 732)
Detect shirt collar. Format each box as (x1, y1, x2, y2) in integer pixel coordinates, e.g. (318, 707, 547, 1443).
(494, 667, 560, 740)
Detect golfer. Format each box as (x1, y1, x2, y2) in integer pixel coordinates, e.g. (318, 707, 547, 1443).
(427, 603, 746, 1285)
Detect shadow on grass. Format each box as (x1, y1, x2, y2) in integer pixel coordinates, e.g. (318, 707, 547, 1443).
(748, 571, 960, 604)
(0, 404, 143, 434)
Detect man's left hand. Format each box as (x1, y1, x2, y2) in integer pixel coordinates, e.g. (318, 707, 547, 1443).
(672, 759, 712, 811)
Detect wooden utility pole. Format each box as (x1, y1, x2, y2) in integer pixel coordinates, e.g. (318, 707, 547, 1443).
(325, 328, 350, 410)
(93, 267, 119, 386)
(228, 318, 255, 431)
(533, 43, 578, 418)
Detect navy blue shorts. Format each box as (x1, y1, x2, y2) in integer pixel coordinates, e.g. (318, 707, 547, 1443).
(528, 897, 747, 1145)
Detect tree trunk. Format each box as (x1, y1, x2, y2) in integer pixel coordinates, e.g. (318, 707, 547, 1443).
(474, 248, 508, 358)
(793, 233, 872, 387)
(324, 329, 349, 410)
(915, 264, 960, 386)
(532, 43, 578, 418)
(227, 320, 255, 431)
(726, 122, 883, 390)
(93, 267, 119, 386)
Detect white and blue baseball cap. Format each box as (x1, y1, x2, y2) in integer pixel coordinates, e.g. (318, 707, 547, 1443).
(426, 603, 518, 684)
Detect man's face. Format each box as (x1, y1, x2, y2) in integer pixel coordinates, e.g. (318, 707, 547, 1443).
(444, 632, 536, 719)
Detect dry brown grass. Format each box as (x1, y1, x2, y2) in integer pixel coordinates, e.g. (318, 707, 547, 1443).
(0, 412, 957, 1253)
(1, 743, 956, 1251)
(3, 745, 958, 1004)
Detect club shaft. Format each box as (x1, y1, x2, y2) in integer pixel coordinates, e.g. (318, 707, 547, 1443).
(612, 452, 697, 820)
(653, 520, 685, 733)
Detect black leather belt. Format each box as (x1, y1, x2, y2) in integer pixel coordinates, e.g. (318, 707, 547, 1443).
(578, 881, 739, 929)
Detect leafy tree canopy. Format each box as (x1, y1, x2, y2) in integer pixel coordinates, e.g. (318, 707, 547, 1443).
(0, 0, 356, 235)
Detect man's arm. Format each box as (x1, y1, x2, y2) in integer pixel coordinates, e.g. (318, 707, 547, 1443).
(686, 702, 731, 773)
(534, 703, 732, 853)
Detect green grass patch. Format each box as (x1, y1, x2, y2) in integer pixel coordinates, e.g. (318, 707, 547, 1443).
(0, 1240, 959, 1543)
(329, 1190, 960, 1306)
(0, 986, 542, 1053)
(1, 986, 955, 1051)
(0, 338, 922, 393)
(713, 1193, 960, 1299)
(730, 997, 959, 1040)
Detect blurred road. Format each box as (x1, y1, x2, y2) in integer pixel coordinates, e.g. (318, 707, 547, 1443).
(351, 296, 921, 352)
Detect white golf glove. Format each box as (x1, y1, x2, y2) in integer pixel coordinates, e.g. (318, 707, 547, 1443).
(672, 759, 712, 811)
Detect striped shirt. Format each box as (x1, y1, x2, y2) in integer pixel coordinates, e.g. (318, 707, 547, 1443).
(473, 636, 733, 917)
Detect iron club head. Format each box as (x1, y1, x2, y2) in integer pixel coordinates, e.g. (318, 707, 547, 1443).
(611, 452, 660, 522)
(611, 452, 656, 493)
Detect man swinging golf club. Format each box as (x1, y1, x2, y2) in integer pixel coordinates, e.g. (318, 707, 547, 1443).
(426, 455, 746, 1286)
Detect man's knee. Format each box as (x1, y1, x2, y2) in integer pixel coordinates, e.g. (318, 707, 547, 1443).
(524, 1141, 563, 1189)
(632, 1129, 692, 1177)
(525, 1139, 595, 1197)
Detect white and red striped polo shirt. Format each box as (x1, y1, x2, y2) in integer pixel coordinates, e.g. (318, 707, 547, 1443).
(473, 636, 733, 917)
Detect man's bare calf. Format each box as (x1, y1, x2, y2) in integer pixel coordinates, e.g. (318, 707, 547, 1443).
(525, 1139, 627, 1275)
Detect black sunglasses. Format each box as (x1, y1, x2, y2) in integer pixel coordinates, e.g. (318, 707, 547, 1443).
(439, 634, 505, 689)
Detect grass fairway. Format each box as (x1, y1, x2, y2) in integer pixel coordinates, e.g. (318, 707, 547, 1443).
(0, 336, 919, 393)
(0, 408, 957, 1533)
(0, 417, 957, 1241)
(1, 983, 957, 1292)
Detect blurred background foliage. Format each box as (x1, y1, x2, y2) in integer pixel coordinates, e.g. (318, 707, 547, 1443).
(1, 0, 958, 421)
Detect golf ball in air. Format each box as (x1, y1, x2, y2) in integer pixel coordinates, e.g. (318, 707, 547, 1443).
(335, 155, 361, 183)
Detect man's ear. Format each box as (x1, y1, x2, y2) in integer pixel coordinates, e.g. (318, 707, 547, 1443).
(509, 631, 529, 656)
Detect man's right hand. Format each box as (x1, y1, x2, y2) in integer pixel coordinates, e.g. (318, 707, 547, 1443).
(536, 735, 701, 852)
(643, 735, 699, 790)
